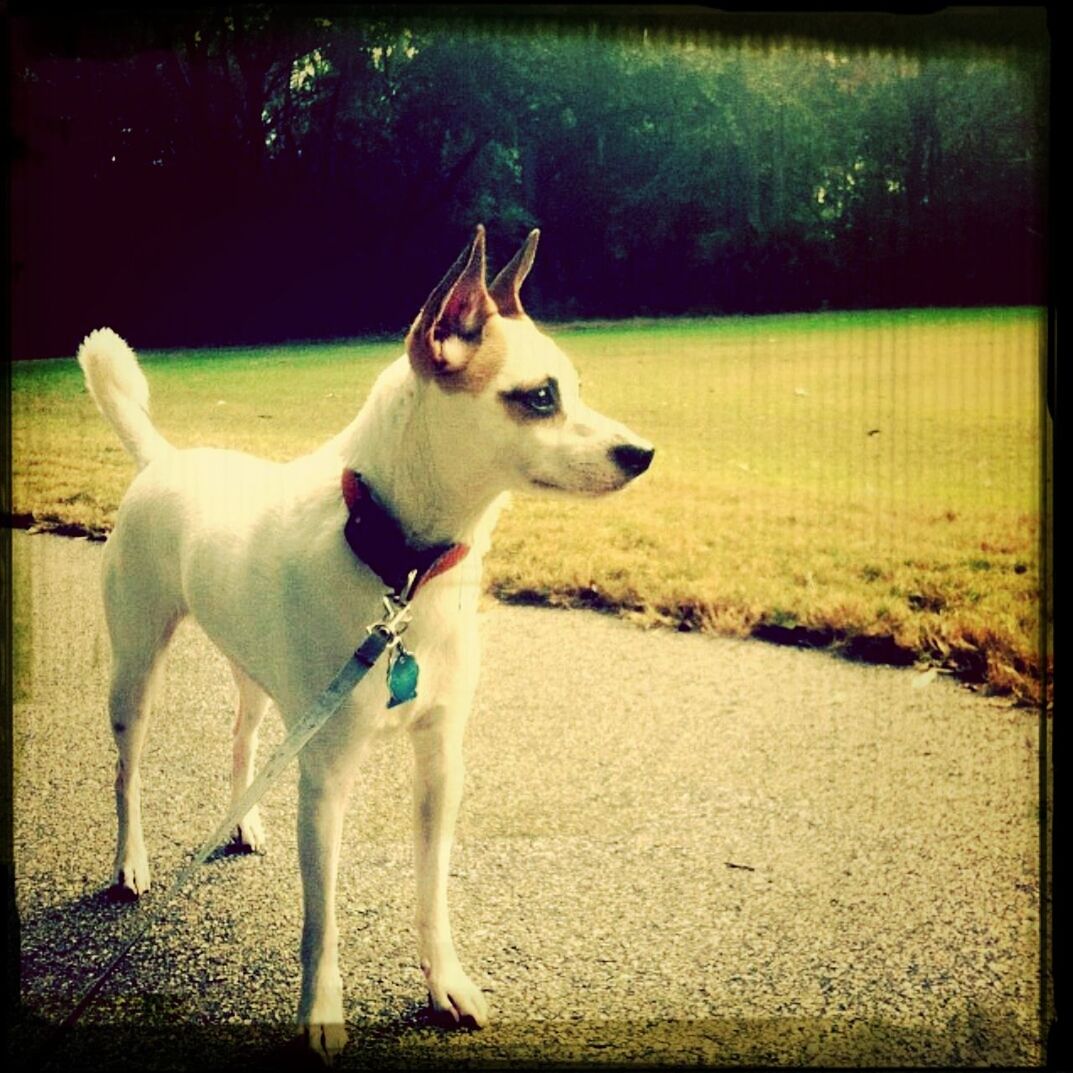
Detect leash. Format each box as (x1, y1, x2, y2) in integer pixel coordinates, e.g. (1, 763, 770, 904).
(33, 471, 472, 1067)
(36, 573, 422, 1065)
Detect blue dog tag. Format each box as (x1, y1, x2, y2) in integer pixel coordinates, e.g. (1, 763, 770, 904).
(386, 645, 419, 708)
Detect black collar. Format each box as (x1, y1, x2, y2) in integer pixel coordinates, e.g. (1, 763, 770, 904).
(341, 470, 469, 597)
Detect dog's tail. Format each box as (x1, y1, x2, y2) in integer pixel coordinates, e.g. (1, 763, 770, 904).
(77, 328, 170, 470)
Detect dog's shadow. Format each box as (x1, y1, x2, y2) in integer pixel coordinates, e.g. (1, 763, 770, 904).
(19, 849, 266, 1006)
(21, 884, 143, 939)
(205, 838, 267, 865)
(257, 1005, 477, 1071)
(19, 884, 481, 1072)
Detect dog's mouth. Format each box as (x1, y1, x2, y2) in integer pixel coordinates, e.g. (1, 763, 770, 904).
(526, 474, 628, 497)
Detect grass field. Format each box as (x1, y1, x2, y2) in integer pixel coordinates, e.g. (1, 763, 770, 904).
(11, 309, 1049, 705)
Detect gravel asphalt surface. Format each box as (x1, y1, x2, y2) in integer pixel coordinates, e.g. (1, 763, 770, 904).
(10, 531, 1043, 1069)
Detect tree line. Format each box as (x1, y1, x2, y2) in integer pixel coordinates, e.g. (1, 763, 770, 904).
(12, 8, 1047, 357)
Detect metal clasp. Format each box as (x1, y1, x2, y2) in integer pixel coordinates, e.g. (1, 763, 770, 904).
(395, 568, 420, 605)
(370, 569, 418, 643)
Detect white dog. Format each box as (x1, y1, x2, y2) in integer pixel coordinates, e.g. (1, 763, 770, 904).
(78, 226, 653, 1060)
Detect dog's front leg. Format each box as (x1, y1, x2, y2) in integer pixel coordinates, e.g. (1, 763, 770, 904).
(296, 758, 357, 1062)
(410, 717, 489, 1028)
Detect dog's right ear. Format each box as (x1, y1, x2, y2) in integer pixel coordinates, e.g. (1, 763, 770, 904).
(406, 225, 496, 379)
(489, 229, 540, 318)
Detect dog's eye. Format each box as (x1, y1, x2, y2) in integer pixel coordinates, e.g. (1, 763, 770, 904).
(501, 379, 561, 420)
(523, 386, 558, 415)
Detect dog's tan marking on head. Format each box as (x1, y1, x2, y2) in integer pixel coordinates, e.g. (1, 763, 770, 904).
(430, 317, 510, 396)
(407, 225, 498, 388)
(407, 226, 551, 396)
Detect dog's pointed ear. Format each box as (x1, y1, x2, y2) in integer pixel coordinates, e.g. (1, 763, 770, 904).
(406, 225, 496, 378)
(489, 229, 540, 318)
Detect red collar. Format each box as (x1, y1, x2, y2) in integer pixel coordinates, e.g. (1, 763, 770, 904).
(341, 470, 469, 597)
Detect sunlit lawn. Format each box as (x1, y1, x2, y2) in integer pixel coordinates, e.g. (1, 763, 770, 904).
(11, 309, 1047, 703)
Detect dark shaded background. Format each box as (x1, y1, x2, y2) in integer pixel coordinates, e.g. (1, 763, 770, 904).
(10, 6, 1048, 358)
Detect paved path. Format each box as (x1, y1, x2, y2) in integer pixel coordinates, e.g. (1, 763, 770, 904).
(11, 531, 1042, 1069)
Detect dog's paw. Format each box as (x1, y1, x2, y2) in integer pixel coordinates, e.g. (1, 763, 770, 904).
(108, 858, 151, 900)
(299, 1021, 347, 1065)
(422, 962, 490, 1029)
(228, 809, 267, 854)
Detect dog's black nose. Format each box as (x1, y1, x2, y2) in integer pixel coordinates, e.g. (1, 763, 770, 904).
(610, 443, 654, 478)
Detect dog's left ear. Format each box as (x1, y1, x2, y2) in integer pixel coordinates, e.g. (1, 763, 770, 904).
(407, 225, 496, 378)
(489, 229, 540, 318)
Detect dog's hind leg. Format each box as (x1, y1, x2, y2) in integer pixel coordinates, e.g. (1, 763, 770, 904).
(105, 602, 182, 900)
(226, 661, 270, 853)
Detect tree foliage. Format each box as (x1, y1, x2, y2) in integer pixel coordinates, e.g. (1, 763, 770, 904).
(11, 9, 1046, 356)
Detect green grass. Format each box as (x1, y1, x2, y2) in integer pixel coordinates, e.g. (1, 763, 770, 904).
(12, 309, 1048, 704)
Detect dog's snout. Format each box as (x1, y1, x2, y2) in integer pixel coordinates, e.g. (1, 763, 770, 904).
(610, 443, 654, 479)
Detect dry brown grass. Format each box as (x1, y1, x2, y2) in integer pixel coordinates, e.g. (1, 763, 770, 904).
(12, 310, 1049, 705)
